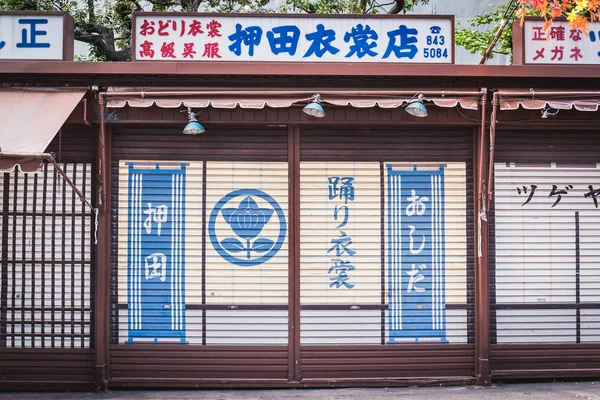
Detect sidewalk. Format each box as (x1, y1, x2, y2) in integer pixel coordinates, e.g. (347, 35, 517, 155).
(1, 381, 600, 400)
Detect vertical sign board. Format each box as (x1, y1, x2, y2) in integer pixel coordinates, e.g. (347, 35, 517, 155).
(516, 18, 600, 65)
(132, 12, 454, 63)
(388, 164, 446, 343)
(127, 162, 187, 343)
(0, 12, 73, 60)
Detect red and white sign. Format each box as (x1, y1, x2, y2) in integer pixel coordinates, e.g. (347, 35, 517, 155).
(523, 19, 600, 64)
(132, 12, 454, 63)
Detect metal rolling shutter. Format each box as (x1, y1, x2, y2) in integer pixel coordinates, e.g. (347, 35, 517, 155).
(299, 128, 475, 380)
(115, 160, 288, 345)
(110, 126, 290, 382)
(203, 162, 289, 345)
(300, 161, 469, 344)
(0, 161, 94, 388)
(494, 163, 600, 344)
(491, 129, 600, 378)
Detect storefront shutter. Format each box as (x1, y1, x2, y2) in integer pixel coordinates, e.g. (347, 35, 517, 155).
(494, 163, 600, 344)
(491, 129, 600, 377)
(0, 161, 94, 386)
(110, 126, 291, 382)
(299, 127, 475, 380)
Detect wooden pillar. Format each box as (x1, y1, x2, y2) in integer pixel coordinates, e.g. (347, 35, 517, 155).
(94, 94, 110, 391)
(475, 90, 491, 385)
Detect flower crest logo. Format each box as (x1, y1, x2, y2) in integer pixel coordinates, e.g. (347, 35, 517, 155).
(209, 189, 286, 267)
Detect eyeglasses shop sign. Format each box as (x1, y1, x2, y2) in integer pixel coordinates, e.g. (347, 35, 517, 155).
(133, 13, 454, 63)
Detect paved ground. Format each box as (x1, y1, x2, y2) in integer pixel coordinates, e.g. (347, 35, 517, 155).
(1, 382, 600, 400)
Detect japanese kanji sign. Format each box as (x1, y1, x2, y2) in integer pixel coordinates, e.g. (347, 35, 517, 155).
(522, 19, 600, 65)
(127, 162, 187, 344)
(387, 164, 446, 344)
(133, 13, 453, 63)
(0, 12, 72, 60)
(327, 175, 356, 289)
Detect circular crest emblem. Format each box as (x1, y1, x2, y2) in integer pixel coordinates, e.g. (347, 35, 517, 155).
(209, 189, 286, 267)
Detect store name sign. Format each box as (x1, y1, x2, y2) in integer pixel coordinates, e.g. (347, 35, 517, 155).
(523, 19, 600, 64)
(133, 13, 453, 63)
(0, 13, 73, 60)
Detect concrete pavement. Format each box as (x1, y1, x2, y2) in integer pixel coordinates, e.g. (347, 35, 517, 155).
(1, 381, 600, 400)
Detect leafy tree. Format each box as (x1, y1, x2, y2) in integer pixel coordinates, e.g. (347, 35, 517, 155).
(0, 0, 429, 61)
(518, 0, 600, 33)
(279, 0, 429, 15)
(455, 3, 515, 60)
(456, 0, 600, 62)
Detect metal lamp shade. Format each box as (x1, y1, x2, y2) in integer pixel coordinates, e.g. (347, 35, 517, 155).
(405, 100, 428, 118)
(303, 101, 325, 118)
(183, 121, 205, 134)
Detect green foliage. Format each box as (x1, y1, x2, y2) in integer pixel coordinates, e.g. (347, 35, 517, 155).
(279, 0, 428, 15)
(0, 0, 429, 60)
(0, 0, 76, 12)
(455, 3, 514, 60)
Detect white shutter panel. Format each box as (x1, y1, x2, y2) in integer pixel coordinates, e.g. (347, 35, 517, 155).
(494, 163, 600, 344)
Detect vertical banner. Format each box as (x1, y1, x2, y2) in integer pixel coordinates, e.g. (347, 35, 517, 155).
(127, 162, 187, 343)
(388, 164, 446, 343)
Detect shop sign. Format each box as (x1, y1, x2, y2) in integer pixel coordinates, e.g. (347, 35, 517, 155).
(0, 12, 73, 60)
(133, 12, 454, 63)
(522, 19, 600, 64)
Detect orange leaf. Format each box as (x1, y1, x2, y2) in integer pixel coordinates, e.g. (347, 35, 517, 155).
(517, 7, 530, 26)
(569, 14, 590, 34)
(549, 0, 564, 15)
(542, 17, 553, 32)
(588, 0, 600, 11)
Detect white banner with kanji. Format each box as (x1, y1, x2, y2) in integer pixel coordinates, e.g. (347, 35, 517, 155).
(133, 13, 453, 63)
(523, 19, 600, 65)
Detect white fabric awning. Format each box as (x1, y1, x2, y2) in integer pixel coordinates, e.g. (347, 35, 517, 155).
(105, 87, 480, 111)
(500, 98, 600, 112)
(0, 88, 86, 172)
(498, 89, 600, 111)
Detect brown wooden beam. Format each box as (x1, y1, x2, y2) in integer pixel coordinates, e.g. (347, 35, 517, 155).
(2, 61, 600, 78)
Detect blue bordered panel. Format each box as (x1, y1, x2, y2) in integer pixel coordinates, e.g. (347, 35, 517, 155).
(387, 164, 446, 343)
(127, 162, 187, 344)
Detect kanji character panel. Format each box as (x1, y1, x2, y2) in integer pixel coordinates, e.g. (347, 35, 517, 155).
(115, 161, 288, 345)
(493, 163, 600, 344)
(299, 162, 469, 345)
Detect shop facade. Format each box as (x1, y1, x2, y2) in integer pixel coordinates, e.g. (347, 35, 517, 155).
(1, 11, 600, 391)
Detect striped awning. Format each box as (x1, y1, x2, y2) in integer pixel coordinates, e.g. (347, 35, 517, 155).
(105, 87, 481, 110)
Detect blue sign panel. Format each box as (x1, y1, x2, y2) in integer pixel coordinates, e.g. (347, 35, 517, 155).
(388, 164, 446, 343)
(127, 162, 186, 343)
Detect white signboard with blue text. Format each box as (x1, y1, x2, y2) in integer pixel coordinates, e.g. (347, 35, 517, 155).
(0, 13, 71, 60)
(133, 13, 454, 63)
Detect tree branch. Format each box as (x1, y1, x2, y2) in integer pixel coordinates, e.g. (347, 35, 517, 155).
(147, 0, 181, 7)
(75, 33, 131, 61)
(387, 0, 404, 14)
(359, 0, 368, 12)
(366, 0, 394, 13)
